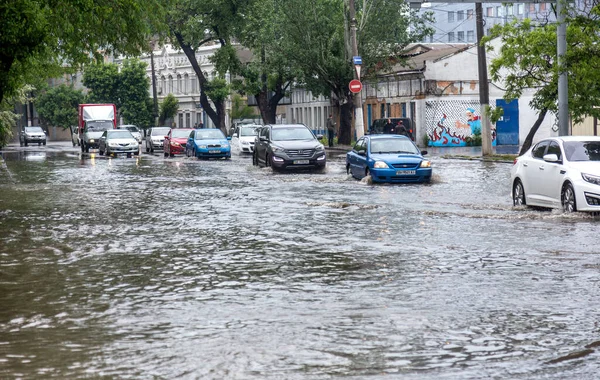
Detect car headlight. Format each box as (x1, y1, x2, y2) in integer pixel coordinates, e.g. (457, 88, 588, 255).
(198, 145, 207, 149)
(420, 160, 431, 168)
(171, 142, 180, 147)
(582, 173, 600, 185)
(241, 141, 249, 145)
(374, 161, 389, 169)
(315, 144, 325, 151)
(109, 142, 119, 147)
(89, 139, 95, 143)
(272, 146, 285, 153)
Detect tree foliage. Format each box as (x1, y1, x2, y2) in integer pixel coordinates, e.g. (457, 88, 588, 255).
(0, 86, 35, 147)
(0, 0, 166, 105)
(82, 63, 121, 106)
(36, 84, 84, 130)
(484, 3, 600, 150)
(159, 93, 179, 125)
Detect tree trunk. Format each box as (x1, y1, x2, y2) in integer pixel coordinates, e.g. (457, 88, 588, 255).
(519, 108, 548, 156)
(173, 32, 226, 134)
(339, 99, 354, 145)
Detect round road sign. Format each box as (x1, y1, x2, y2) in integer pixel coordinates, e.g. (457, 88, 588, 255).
(349, 79, 362, 93)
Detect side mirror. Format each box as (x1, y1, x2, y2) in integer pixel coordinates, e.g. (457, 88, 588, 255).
(358, 150, 366, 156)
(316, 134, 324, 140)
(543, 153, 560, 163)
(260, 136, 268, 141)
(421, 150, 428, 156)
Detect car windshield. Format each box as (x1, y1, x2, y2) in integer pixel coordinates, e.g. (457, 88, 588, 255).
(240, 127, 258, 136)
(196, 129, 225, 140)
(152, 128, 170, 136)
(171, 129, 191, 138)
(271, 127, 314, 141)
(86, 122, 113, 131)
(370, 138, 419, 154)
(108, 131, 134, 139)
(564, 141, 600, 161)
(25, 127, 44, 133)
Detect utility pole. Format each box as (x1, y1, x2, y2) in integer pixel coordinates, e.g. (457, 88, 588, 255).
(349, 0, 365, 140)
(557, 0, 569, 136)
(150, 40, 159, 128)
(475, 3, 492, 155)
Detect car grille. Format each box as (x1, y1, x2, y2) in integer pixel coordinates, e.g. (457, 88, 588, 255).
(287, 149, 314, 158)
(208, 144, 221, 148)
(391, 163, 419, 169)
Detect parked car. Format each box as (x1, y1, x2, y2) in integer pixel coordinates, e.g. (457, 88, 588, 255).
(231, 124, 260, 153)
(19, 126, 47, 146)
(117, 124, 143, 144)
(368, 118, 414, 140)
(346, 135, 432, 183)
(186, 128, 231, 159)
(145, 127, 171, 153)
(253, 124, 326, 172)
(510, 136, 600, 213)
(164, 128, 194, 157)
(98, 129, 139, 157)
(70, 125, 79, 146)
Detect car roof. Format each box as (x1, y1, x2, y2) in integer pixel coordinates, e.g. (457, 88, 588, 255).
(266, 124, 308, 129)
(367, 134, 412, 140)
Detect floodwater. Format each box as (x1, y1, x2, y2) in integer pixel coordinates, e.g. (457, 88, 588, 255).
(1, 145, 599, 379)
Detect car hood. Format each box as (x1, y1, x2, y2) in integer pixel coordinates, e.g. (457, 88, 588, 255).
(273, 140, 320, 150)
(108, 138, 137, 144)
(567, 161, 600, 174)
(195, 139, 230, 146)
(26, 132, 45, 137)
(171, 137, 188, 144)
(370, 153, 423, 164)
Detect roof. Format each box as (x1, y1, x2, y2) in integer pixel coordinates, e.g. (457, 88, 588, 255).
(379, 43, 473, 76)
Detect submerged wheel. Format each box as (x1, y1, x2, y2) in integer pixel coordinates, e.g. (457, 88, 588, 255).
(561, 183, 577, 213)
(513, 180, 526, 206)
(346, 163, 350, 175)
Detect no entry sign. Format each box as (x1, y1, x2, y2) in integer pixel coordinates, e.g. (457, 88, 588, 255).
(349, 79, 362, 93)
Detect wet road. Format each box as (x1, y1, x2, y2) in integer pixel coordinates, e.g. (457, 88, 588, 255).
(1, 142, 599, 379)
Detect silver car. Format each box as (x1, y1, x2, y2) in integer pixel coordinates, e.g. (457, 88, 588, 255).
(145, 127, 171, 153)
(98, 130, 139, 157)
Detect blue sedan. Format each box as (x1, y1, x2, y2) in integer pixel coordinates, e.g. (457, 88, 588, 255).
(186, 128, 231, 159)
(346, 135, 432, 183)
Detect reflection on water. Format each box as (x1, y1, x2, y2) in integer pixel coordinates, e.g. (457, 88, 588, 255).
(1, 151, 599, 379)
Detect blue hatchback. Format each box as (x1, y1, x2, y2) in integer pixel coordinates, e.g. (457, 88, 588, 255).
(346, 135, 432, 183)
(186, 128, 231, 159)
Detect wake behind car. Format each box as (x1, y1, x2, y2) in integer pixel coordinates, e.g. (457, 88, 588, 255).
(146, 127, 171, 153)
(19, 126, 47, 146)
(253, 124, 326, 171)
(186, 128, 231, 159)
(510, 136, 600, 213)
(346, 135, 431, 183)
(98, 129, 139, 157)
(164, 128, 194, 157)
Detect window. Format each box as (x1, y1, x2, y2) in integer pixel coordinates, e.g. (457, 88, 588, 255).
(186, 113, 190, 128)
(178, 113, 183, 128)
(467, 9, 473, 19)
(183, 74, 189, 94)
(517, 4, 524, 15)
(457, 10, 464, 21)
(448, 11, 455, 22)
(467, 30, 475, 42)
(532, 141, 549, 159)
(507, 5, 514, 15)
(429, 35, 434, 43)
(458, 31, 464, 41)
(448, 32, 455, 42)
(547, 141, 562, 161)
(497, 6, 503, 17)
(539, 3, 547, 11)
(529, 4, 536, 13)
(486, 7, 493, 17)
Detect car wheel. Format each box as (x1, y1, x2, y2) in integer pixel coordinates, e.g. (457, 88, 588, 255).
(346, 163, 350, 175)
(513, 180, 526, 206)
(561, 183, 577, 213)
(43, 141, 46, 146)
(365, 167, 370, 178)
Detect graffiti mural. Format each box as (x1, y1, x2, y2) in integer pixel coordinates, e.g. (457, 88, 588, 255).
(426, 100, 496, 147)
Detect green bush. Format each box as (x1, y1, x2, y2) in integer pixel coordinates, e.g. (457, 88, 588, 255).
(465, 132, 482, 146)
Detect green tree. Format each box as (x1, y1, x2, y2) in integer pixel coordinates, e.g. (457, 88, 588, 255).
(159, 93, 179, 125)
(277, 0, 432, 144)
(0, 86, 35, 147)
(82, 63, 121, 106)
(484, 5, 600, 155)
(119, 59, 154, 128)
(230, 93, 257, 122)
(0, 0, 166, 105)
(36, 84, 84, 130)
(165, 0, 254, 134)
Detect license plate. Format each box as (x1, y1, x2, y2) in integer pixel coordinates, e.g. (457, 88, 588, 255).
(396, 170, 416, 175)
(293, 160, 309, 165)
(209, 150, 220, 154)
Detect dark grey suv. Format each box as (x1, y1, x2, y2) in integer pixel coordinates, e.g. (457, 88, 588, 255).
(253, 124, 326, 171)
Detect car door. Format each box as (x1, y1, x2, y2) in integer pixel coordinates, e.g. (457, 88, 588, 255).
(256, 127, 268, 164)
(349, 138, 367, 178)
(523, 140, 550, 204)
(538, 140, 565, 205)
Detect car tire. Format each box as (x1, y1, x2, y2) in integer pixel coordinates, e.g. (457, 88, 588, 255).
(561, 182, 577, 213)
(43, 141, 46, 146)
(513, 180, 526, 207)
(346, 163, 350, 175)
(365, 167, 370, 178)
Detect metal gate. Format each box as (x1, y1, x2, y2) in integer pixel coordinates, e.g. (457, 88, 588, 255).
(495, 99, 519, 145)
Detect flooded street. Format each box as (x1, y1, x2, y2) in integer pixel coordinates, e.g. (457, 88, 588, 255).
(1, 143, 599, 379)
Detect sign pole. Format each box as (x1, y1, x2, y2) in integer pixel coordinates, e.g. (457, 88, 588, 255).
(349, 0, 364, 140)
